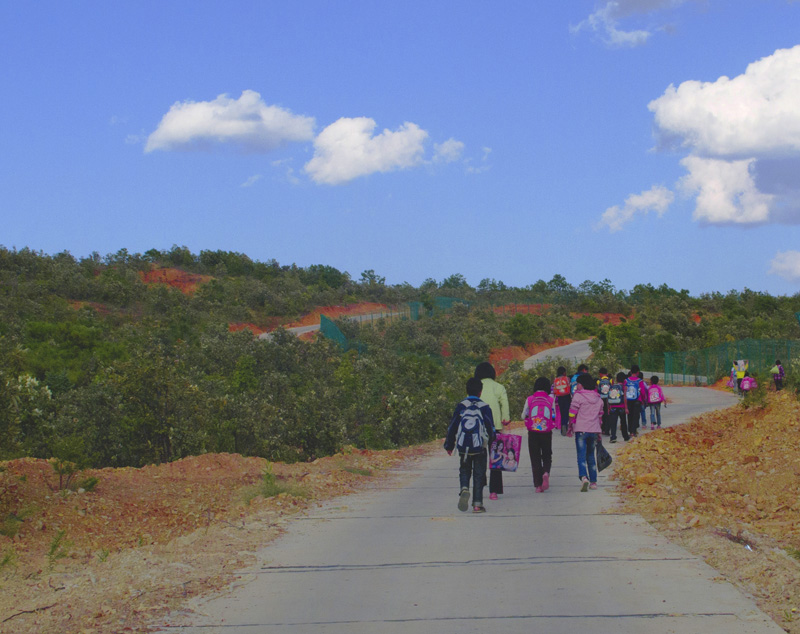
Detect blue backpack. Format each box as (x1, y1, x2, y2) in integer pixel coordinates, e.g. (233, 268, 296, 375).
(455, 399, 489, 454)
(570, 373, 581, 396)
(625, 377, 641, 400)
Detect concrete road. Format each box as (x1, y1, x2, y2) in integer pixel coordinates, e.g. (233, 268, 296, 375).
(524, 338, 594, 369)
(161, 386, 781, 634)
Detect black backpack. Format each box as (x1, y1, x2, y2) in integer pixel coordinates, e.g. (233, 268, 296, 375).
(455, 400, 489, 453)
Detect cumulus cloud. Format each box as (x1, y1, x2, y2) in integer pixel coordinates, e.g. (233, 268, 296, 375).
(649, 46, 800, 157)
(304, 117, 428, 185)
(769, 251, 800, 283)
(680, 157, 773, 224)
(433, 138, 465, 163)
(145, 90, 315, 153)
(599, 185, 674, 232)
(649, 45, 800, 225)
(571, 0, 690, 47)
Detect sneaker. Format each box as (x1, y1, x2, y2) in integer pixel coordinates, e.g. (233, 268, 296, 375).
(472, 504, 486, 513)
(489, 492, 498, 501)
(580, 477, 589, 492)
(535, 486, 543, 493)
(458, 487, 470, 512)
(610, 437, 617, 443)
(650, 424, 656, 430)
(657, 425, 661, 429)
(589, 482, 598, 490)
(542, 472, 550, 491)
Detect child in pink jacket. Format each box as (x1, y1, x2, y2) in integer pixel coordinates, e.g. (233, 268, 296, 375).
(568, 374, 604, 492)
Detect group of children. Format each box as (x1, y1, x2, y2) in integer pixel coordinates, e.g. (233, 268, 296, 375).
(444, 362, 668, 512)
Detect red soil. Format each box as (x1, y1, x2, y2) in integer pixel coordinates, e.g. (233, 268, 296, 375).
(139, 267, 213, 295)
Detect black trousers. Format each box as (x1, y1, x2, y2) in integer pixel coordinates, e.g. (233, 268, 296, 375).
(527, 431, 553, 488)
(627, 401, 642, 435)
(608, 409, 628, 441)
(489, 467, 503, 494)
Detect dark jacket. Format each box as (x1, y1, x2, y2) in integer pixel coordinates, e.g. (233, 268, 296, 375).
(444, 396, 496, 454)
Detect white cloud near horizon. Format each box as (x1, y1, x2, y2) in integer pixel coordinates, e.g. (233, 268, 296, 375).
(571, 0, 690, 48)
(648, 44, 800, 225)
(145, 90, 315, 153)
(769, 250, 800, 282)
(304, 117, 428, 185)
(599, 185, 674, 232)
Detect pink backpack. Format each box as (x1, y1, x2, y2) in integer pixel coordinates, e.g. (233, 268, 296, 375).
(525, 393, 558, 432)
(647, 385, 663, 403)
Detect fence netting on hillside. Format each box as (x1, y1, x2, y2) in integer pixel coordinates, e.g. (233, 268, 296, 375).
(622, 339, 800, 386)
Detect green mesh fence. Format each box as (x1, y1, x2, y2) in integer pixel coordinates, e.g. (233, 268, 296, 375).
(319, 314, 349, 350)
(623, 339, 800, 386)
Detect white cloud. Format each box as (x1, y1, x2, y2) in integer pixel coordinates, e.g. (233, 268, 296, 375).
(646, 45, 800, 226)
(649, 45, 800, 157)
(240, 174, 263, 188)
(599, 185, 674, 232)
(304, 117, 428, 185)
(769, 250, 800, 282)
(145, 90, 315, 153)
(680, 157, 773, 224)
(571, 0, 690, 48)
(433, 138, 464, 163)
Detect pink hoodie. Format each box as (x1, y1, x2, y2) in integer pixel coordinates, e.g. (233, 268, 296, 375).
(568, 386, 603, 433)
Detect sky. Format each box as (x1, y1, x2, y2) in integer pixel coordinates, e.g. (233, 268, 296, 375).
(3, 1, 800, 296)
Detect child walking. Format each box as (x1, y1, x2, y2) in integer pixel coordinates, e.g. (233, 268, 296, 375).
(647, 376, 666, 429)
(444, 377, 496, 513)
(552, 366, 572, 436)
(607, 371, 628, 443)
(568, 373, 604, 491)
(522, 377, 558, 492)
(475, 362, 509, 501)
(772, 360, 785, 391)
(625, 365, 647, 437)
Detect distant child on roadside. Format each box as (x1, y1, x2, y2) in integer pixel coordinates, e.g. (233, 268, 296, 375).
(522, 377, 558, 492)
(607, 372, 628, 443)
(568, 373, 604, 491)
(444, 377, 496, 513)
(740, 372, 758, 394)
(625, 365, 647, 437)
(647, 376, 666, 430)
(552, 366, 572, 436)
(772, 360, 785, 391)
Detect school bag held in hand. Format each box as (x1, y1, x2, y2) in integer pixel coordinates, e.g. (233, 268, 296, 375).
(596, 439, 613, 472)
(553, 375, 570, 397)
(455, 400, 489, 454)
(525, 394, 558, 432)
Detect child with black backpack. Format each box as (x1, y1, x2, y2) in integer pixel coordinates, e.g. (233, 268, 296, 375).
(607, 372, 628, 443)
(444, 377, 496, 513)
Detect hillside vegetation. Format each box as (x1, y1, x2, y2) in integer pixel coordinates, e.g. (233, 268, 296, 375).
(2, 245, 800, 470)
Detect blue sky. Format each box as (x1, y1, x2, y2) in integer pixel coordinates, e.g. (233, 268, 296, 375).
(3, 1, 800, 295)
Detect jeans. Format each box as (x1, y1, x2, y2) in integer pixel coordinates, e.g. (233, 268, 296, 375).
(574, 432, 598, 483)
(459, 450, 487, 505)
(649, 403, 662, 426)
